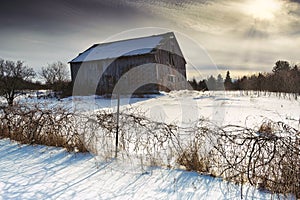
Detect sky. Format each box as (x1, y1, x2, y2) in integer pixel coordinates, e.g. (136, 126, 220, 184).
(0, 0, 300, 80)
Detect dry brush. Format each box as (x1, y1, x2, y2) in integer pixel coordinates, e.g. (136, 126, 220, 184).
(0, 103, 298, 197)
(85, 109, 299, 198)
(0, 103, 87, 152)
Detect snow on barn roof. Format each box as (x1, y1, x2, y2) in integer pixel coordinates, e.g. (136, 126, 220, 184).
(70, 32, 175, 63)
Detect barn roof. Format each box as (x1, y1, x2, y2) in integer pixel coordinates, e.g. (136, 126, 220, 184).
(70, 32, 180, 63)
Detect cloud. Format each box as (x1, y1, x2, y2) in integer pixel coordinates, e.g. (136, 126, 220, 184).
(123, 0, 300, 74)
(0, 0, 159, 70)
(0, 0, 153, 35)
(0, 0, 299, 78)
(289, 0, 300, 3)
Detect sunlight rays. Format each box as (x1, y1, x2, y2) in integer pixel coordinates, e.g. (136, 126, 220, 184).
(242, 0, 283, 20)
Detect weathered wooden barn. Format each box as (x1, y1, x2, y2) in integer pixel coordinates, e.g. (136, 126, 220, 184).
(69, 32, 188, 95)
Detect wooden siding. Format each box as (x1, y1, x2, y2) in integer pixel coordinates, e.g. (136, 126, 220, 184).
(71, 54, 159, 95)
(70, 33, 188, 95)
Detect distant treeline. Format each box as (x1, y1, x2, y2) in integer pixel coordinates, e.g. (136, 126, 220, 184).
(189, 60, 300, 94)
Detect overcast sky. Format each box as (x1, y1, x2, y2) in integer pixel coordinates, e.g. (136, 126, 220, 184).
(0, 0, 299, 79)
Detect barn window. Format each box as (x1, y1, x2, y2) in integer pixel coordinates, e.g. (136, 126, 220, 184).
(168, 75, 176, 83)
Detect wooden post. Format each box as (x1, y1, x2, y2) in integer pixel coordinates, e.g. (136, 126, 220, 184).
(115, 92, 120, 158)
(240, 173, 243, 199)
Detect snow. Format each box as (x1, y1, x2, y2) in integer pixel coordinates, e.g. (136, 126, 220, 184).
(130, 90, 300, 129)
(70, 35, 164, 63)
(0, 139, 290, 200)
(69, 90, 300, 129)
(1, 90, 299, 199)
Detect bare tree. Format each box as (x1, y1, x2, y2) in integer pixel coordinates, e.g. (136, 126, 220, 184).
(0, 59, 35, 106)
(40, 61, 69, 85)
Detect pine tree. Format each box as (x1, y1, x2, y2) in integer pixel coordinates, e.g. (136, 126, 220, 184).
(272, 60, 290, 73)
(216, 74, 224, 90)
(206, 75, 216, 90)
(224, 71, 233, 90)
(189, 78, 198, 90)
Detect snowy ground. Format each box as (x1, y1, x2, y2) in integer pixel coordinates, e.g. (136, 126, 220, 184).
(68, 90, 300, 129)
(0, 139, 292, 200)
(0, 90, 299, 199)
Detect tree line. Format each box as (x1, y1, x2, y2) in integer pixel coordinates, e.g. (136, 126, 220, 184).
(0, 58, 71, 106)
(189, 60, 300, 94)
(1, 58, 299, 106)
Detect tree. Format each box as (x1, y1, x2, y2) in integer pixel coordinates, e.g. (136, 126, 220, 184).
(206, 75, 216, 90)
(224, 71, 233, 90)
(257, 73, 265, 91)
(292, 65, 299, 72)
(216, 74, 224, 90)
(40, 61, 69, 87)
(198, 80, 208, 91)
(0, 59, 36, 106)
(272, 60, 291, 73)
(189, 78, 198, 90)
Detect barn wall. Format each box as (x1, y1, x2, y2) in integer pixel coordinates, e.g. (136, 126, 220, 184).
(155, 64, 189, 91)
(71, 60, 112, 95)
(99, 54, 157, 94)
(70, 54, 158, 95)
(155, 49, 186, 76)
(115, 63, 159, 94)
(154, 35, 187, 78)
(153, 36, 188, 91)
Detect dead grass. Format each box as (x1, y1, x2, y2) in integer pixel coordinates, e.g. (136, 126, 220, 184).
(1, 104, 299, 198)
(0, 103, 88, 152)
(92, 110, 300, 198)
(177, 149, 209, 173)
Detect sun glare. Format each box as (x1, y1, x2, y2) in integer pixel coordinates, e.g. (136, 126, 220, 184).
(243, 0, 282, 20)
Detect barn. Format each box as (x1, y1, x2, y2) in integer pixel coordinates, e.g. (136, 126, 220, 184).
(69, 32, 188, 95)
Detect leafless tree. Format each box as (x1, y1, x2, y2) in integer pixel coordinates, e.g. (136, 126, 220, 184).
(40, 61, 69, 86)
(0, 59, 35, 106)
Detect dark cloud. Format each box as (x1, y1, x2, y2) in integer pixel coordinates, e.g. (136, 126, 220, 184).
(287, 0, 300, 16)
(125, 0, 211, 6)
(0, 0, 144, 34)
(0, 0, 219, 35)
(289, 0, 300, 3)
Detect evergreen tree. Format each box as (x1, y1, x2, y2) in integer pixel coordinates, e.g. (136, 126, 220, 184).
(206, 75, 216, 90)
(189, 78, 198, 90)
(272, 60, 290, 73)
(198, 80, 208, 91)
(224, 71, 233, 90)
(216, 74, 224, 90)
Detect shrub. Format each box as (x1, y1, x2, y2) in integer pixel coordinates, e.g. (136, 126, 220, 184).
(89, 110, 300, 198)
(0, 103, 87, 152)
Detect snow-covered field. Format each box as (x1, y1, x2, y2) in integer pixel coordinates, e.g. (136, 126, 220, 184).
(0, 139, 292, 200)
(69, 90, 300, 129)
(0, 90, 299, 199)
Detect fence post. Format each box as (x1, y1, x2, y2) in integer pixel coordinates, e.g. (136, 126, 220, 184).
(115, 92, 120, 158)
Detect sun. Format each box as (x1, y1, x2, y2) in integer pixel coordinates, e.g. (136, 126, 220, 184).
(243, 0, 282, 20)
